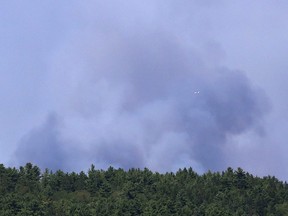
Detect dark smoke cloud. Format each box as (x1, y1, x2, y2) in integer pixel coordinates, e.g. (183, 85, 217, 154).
(14, 31, 268, 173)
(10, 1, 271, 174)
(14, 114, 67, 171)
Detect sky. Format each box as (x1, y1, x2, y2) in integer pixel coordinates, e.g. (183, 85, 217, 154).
(1, 1, 288, 179)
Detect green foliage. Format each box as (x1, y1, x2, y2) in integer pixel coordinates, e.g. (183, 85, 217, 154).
(0, 163, 288, 215)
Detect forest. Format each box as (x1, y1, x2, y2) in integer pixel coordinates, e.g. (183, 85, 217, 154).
(0, 163, 288, 215)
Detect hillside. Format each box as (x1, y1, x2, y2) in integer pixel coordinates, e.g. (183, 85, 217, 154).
(0, 163, 288, 215)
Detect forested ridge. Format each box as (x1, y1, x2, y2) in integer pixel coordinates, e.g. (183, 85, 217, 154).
(1, 163, 288, 215)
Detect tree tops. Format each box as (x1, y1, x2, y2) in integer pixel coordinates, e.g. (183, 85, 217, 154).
(0, 163, 288, 215)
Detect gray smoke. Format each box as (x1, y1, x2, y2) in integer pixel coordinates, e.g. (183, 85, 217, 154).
(14, 114, 67, 171)
(14, 33, 268, 172)
(12, 1, 269, 173)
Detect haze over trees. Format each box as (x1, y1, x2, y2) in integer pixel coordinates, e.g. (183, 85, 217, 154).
(1, 163, 288, 215)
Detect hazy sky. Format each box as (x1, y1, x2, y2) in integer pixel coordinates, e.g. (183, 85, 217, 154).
(1, 1, 288, 179)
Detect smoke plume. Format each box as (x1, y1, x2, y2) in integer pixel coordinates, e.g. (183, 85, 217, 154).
(11, 1, 269, 173)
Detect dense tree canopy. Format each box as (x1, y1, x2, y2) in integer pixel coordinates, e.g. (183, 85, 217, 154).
(0, 163, 288, 215)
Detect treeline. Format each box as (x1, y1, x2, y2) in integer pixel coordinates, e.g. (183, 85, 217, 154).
(1, 163, 288, 215)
